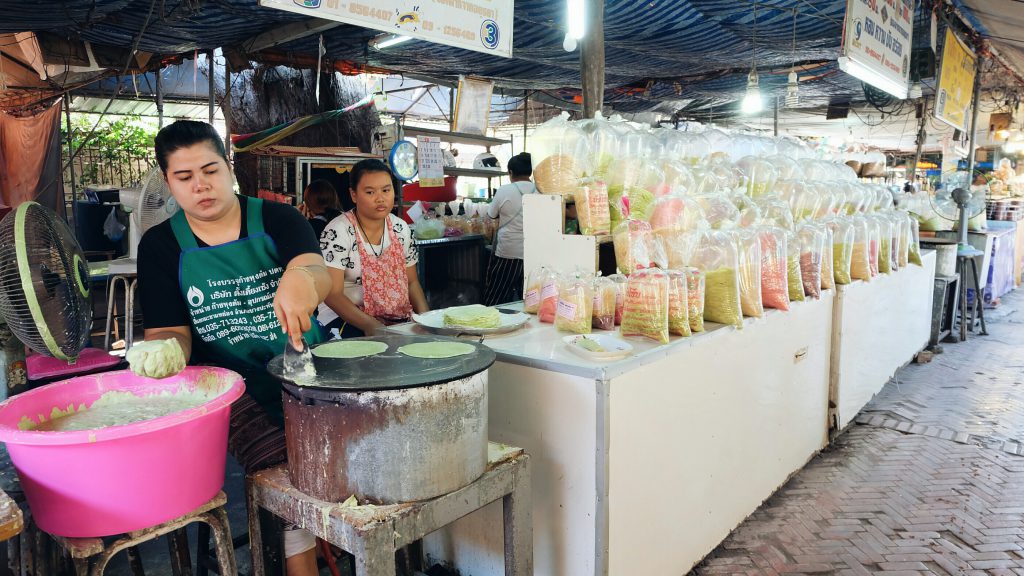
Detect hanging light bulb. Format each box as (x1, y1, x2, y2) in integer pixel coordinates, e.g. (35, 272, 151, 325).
(742, 66, 763, 114)
(785, 69, 799, 108)
(908, 81, 923, 100)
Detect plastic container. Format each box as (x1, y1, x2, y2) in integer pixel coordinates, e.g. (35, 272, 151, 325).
(0, 367, 244, 537)
(935, 242, 957, 277)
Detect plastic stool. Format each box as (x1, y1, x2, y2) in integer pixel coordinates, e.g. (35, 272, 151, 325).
(51, 491, 236, 576)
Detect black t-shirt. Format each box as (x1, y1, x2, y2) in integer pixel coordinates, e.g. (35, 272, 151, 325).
(138, 195, 320, 336)
(308, 208, 343, 241)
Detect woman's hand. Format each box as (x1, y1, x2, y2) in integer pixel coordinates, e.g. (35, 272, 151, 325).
(274, 255, 331, 348)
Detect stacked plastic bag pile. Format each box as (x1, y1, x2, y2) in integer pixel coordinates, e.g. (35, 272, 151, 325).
(523, 112, 923, 344)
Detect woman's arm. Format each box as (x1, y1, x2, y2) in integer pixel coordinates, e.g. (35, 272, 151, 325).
(143, 326, 193, 361)
(407, 266, 429, 314)
(274, 253, 332, 347)
(323, 266, 384, 335)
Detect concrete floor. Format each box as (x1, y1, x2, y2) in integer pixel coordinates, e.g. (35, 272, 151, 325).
(692, 289, 1024, 575)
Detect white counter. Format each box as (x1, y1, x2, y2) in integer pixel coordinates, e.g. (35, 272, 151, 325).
(412, 294, 834, 575)
(830, 250, 937, 429)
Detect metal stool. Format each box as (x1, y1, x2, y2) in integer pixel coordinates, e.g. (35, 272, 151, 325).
(51, 491, 236, 576)
(104, 273, 138, 351)
(955, 248, 988, 342)
(248, 443, 532, 576)
(930, 274, 959, 351)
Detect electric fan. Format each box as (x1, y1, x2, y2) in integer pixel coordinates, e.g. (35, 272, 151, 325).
(0, 202, 92, 362)
(931, 186, 986, 247)
(114, 166, 178, 271)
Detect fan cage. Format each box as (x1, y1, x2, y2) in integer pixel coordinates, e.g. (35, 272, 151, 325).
(0, 203, 93, 361)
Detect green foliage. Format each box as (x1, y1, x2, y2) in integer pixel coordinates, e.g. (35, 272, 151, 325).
(66, 115, 156, 160)
(62, 115, 157, 187)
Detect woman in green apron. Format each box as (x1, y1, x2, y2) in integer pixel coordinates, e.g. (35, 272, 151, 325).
(136, 121, 329, 576)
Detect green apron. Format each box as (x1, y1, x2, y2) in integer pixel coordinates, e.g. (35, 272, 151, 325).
(170, 197, 323, 423)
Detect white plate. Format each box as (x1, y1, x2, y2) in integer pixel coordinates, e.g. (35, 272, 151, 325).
(562, 334, 634, 361)
(412, 308, 531, 336)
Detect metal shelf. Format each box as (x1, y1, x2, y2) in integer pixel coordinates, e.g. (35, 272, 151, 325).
(444, 167, 507, 178)
(402, 126, 510, 147)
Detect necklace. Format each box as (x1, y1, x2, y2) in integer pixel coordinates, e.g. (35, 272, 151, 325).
(355, 214, 385, 258)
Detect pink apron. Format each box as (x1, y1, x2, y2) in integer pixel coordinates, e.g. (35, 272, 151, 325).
(347, 212, 412, 322)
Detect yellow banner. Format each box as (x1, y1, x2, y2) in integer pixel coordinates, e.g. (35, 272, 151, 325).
(934, 29, 976, 132)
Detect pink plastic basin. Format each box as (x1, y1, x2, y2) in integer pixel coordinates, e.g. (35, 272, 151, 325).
(0, 367, 244, 537)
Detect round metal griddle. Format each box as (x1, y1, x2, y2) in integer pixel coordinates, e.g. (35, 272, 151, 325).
(267, 334, 496, 401)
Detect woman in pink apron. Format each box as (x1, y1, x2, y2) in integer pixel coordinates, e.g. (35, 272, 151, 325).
(318, 160, 429, 336)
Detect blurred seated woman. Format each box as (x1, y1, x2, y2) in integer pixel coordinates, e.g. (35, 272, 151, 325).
(300, 179, 343, 240)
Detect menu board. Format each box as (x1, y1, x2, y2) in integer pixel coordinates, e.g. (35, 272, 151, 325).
(417, 136, 445, 188)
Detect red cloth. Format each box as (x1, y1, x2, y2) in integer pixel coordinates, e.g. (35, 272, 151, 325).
(402, 176, 458, 203)
(0, 101, 64, 213)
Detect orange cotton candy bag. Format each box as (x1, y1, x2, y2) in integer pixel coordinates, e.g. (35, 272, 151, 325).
(538, 270, 560, 323)
(758, 226, 789, 311)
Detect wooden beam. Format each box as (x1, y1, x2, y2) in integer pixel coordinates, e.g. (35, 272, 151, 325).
(243, 18, 342, 53)
(580, 0, 605, 119)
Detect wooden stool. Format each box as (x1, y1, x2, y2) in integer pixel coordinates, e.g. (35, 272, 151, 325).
(248, 443, 532, 576)
(51, 491, 236, 576)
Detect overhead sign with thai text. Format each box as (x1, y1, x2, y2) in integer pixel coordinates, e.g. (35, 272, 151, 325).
(934, 28, 976, 132)
(839, 0, 914, 97)
(260, 0, 514, 58)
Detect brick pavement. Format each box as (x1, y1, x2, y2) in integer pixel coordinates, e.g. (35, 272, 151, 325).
(692, 290, 1024, 576)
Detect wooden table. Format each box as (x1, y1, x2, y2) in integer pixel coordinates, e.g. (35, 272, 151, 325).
(249, 443, 532, 576)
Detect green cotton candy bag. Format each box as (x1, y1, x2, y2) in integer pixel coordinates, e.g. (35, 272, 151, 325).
(667, 270, 691, 337)
(620, 269, 670, 344)
(787, 254, 805, 302)
(686, 268, 706, 333)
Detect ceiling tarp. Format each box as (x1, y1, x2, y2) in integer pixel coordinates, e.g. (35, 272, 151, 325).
(953, 0, 1024, 84)
(1, 1, 1020, 116)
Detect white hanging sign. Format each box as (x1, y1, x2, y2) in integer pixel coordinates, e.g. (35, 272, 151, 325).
(838, 0, 914, 99)
(260, 0, 514, 58)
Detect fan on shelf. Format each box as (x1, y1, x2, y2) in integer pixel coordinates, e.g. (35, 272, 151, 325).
(0, 202, 92, 362)
(117, 166, 179, 266)
(931, 186, 986, 247)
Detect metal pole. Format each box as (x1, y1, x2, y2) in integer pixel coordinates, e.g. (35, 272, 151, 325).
(965, 55, 985, 182)
(64, 94, 77, 203)
(911, 99, 927, 185)
(223, 53, 232, 159)
(960, 54, 985, 247)
(773, 96, 779, 137)
(208, 49, 216, 124)
(580, 0, 605, 119)
(523, 92, 529, 152)
(156, 66, 164, 128)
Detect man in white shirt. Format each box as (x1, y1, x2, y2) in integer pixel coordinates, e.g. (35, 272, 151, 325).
(484, 152, 535, 305)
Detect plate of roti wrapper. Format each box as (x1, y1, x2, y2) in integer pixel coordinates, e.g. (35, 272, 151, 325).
(413, 304, 531, 336)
